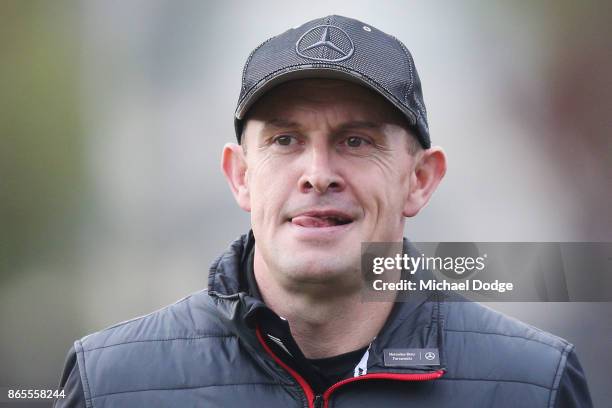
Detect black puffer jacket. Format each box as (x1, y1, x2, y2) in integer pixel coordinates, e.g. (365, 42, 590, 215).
(56, 234, 592, 407)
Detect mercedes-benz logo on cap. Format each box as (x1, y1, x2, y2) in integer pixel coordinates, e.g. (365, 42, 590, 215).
(424, 352, 436, 361)
(296, 25, 354, 62)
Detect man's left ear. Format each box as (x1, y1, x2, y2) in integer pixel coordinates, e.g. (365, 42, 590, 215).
(403, 146, 447, 217)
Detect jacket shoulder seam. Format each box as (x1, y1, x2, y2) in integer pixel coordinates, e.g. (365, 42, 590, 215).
(74, 339, 94, 408)
(444, 328, 567, 350)
(82, 334, 236, 352)
(547, 343, 573, 408)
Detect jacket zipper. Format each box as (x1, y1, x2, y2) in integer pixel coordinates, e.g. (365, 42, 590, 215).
(256, 327, 316, 408)
(320, 370, 444, 408)
(256, 326, 444, 408)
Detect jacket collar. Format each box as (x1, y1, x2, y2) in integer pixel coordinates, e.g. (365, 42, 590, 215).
(207, 232, 446, 374)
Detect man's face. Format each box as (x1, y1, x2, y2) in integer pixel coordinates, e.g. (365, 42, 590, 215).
(237, 79, 422, 289)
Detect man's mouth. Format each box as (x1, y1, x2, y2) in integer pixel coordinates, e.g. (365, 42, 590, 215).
(289, 211, 354, 228)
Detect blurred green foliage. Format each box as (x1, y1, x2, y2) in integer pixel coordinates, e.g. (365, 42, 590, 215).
(0, 1, 83, 279)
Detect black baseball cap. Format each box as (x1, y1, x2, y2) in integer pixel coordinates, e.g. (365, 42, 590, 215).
(234, 15, 431, 149)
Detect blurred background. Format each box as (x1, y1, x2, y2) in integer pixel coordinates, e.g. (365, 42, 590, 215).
(0, 0, 610, 406)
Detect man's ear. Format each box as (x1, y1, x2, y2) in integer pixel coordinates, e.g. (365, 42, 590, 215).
(403, 146, 447, 217)
(221, 143, 251, 212)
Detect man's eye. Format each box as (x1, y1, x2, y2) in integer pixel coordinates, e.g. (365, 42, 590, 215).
(274, 135, 297, 146)
(345, 136, 371, 148)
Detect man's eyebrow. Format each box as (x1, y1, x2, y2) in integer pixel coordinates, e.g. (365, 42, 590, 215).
(262, 118, 301, 130)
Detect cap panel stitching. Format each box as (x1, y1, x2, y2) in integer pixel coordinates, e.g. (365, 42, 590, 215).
(392, 36, 427, 125)
(391, 36, 415, 102)
(241, 36, 276, 92)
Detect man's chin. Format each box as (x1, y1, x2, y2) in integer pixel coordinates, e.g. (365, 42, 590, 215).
(279, 256, 361, 286)
(275, 243, 361, 276)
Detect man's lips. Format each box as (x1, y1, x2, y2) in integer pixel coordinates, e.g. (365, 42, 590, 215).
(289, 210, 354, 228)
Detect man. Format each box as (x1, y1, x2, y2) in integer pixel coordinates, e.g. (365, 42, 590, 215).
(56, 15, 592, 407)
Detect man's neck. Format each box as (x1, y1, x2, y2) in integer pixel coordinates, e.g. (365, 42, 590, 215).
(254, 249, 395, 359)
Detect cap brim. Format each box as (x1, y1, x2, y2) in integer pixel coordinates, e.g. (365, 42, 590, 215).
(234, 66, 426, 145)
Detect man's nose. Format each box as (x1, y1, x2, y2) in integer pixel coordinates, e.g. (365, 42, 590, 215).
(298, 147, 345, 194)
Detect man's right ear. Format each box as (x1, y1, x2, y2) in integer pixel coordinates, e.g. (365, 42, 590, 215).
(221, 143, 251, 212)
